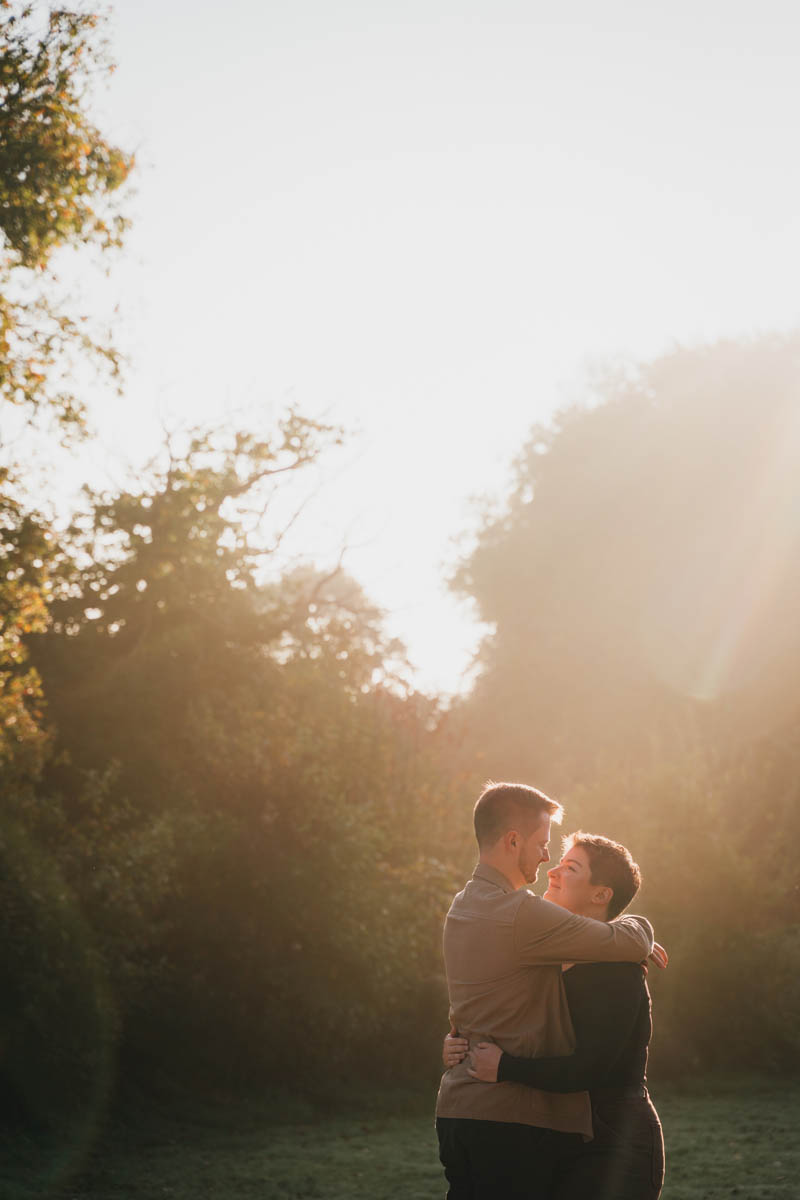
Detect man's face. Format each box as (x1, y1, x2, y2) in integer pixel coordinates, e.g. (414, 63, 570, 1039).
(517, 817, 551, 885)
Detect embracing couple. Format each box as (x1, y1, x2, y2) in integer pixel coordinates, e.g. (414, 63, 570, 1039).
(435, 781, 666, 1199)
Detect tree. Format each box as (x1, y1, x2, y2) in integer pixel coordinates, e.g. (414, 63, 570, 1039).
(0, 0, 134, 792)
(34, 412, 346, 799)
(1, 3, 133, 438)
(0, 486, 51, 791)
(453, 335, 800, 783)
(0, 6, 133, 1155)
(27, 413, 459, 1087)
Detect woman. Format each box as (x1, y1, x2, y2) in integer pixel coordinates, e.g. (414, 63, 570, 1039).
(443, 832, 665, 1200)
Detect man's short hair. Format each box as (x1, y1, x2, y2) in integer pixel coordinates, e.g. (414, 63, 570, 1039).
(565, 831, 641, 919)
(473, 781, 563, 849)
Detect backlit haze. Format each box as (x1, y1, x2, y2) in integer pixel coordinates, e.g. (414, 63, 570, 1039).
(70, 0, 800, 695)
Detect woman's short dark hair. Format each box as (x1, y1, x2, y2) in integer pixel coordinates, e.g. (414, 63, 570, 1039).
(565, 831, 641, 919)
(473, 781, 563, 849)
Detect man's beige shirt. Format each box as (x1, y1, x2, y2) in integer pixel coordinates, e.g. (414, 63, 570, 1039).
(435, 863, 654, 1137)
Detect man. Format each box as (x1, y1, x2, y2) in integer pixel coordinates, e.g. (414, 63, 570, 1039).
(435, 781, 656, 1200)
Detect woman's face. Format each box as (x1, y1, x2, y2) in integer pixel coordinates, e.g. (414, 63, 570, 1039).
(543, 844, 605, 919)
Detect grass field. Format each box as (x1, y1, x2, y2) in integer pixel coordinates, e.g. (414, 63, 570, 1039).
(2, 1075, 798, 1199)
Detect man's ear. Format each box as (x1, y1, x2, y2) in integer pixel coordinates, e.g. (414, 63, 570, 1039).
(593, 885, 613, 908)
(503, 828, 520, 853)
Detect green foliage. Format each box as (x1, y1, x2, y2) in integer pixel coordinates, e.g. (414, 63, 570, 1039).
(0, 816, 115, 1138)
(0, 32, 134, 1087)
(454, 334, 800, 780)
(0, 2, 133, 434)
(0, 5, 130, 265)
(16, 764, 185, 1008)
(560, 743, 800, 1074)
(22, 417, 459, 1091)
(37, 414, 346, 790)
(0, 488, 52, 787)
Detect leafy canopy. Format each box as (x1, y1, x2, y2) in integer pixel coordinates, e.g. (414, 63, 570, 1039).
(0, 3, 134, 433)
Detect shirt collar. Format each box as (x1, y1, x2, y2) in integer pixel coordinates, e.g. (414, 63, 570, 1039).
(472, 862, 517, 894)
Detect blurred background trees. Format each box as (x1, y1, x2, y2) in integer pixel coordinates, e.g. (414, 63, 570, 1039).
(0, 2, 134, 1143)
(453, 336, 800, 782)
(26, 416, 460, 1092)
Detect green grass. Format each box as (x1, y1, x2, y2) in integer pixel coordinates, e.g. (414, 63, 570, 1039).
(656, 1075, 800, 1199)
(2, 1076, 798, 1199)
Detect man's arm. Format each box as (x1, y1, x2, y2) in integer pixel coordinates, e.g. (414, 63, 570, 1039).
(513, 894, 654, 966)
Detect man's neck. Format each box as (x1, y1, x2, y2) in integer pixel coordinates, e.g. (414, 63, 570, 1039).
(479, 854, 524, 890)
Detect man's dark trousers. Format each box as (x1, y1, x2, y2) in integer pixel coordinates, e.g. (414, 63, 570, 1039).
(436, 1116, 581, 1200)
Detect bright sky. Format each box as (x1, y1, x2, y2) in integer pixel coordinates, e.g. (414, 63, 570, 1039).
(74, 0, 800, 695)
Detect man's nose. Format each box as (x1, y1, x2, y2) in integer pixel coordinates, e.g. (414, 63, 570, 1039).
(541, 849, 550, 864)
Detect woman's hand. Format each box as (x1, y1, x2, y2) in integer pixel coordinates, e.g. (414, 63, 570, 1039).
(649, 941, 669, 969)
(467, 1042, 502, 1082)
(443, 1027, 469, 1069)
